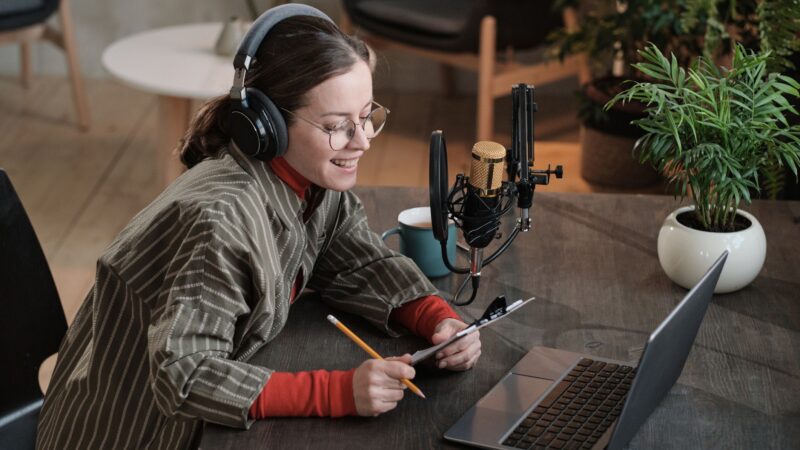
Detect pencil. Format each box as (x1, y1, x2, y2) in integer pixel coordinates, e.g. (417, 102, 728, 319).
(327, 314, 426, 399)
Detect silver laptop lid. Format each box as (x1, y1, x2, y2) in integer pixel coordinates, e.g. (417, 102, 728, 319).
(606, 250, 728, 449)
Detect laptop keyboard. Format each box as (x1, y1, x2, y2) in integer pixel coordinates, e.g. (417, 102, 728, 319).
(502, 358, 636, 450)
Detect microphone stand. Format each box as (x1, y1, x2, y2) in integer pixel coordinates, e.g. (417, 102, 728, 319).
(437, 84, 563, 306)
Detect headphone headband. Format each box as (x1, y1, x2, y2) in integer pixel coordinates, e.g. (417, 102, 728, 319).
(235, 3, 332, 67)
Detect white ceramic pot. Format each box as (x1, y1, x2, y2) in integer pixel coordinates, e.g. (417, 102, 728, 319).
(657, 206, 766, 293)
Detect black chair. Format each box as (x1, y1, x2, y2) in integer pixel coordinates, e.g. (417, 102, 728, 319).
(0, 169, 67, 449)
(0, 0, 90, 130)
(341, 0, 588, 142)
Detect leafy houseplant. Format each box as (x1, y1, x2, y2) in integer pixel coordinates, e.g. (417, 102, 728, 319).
(609, 43, 800, 231)
(607, 43, 800, 292)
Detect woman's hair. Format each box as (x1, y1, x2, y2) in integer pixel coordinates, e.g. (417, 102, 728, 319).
(179, 16, 373, 168)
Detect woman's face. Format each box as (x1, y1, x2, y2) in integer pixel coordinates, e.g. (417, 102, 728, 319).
(283, 60, 373, 192)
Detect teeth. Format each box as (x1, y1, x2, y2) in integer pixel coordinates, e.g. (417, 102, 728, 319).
(331, 159, 358, 168)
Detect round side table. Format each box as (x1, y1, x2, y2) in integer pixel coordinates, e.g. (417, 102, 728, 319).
(103, 23, 234, 185)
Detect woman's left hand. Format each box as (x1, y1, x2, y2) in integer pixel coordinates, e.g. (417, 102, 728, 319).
(430, 318, 481, 371)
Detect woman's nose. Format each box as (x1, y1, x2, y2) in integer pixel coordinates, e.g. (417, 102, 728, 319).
(348, 124, 370, 151)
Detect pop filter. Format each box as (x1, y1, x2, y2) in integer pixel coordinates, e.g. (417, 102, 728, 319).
(429, 130, 449, 242)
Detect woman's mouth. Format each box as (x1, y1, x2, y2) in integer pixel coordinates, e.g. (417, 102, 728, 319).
(331, 158, 358, 169)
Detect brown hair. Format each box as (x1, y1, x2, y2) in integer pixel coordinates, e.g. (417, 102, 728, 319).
(179, 16, 372, 168)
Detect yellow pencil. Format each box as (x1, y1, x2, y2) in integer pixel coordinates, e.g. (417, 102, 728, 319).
(327, 314, 426, 399)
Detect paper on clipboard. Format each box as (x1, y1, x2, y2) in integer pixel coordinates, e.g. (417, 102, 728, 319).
(410, 296, 536, 365)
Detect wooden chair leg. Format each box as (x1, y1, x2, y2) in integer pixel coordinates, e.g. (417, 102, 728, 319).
(476, 15, 496, 143)
(20, 41, 32, 89)
(58, 0, 91, 131)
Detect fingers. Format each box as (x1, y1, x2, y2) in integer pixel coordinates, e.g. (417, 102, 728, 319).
(382, 359, 415, 381)
(436, 329, 478, 359)
(441, 342, 481, 371)
(384, 354, 412, 365)
(365, 359, 411, 388)
(436, 331, 482, 371)
(360, 389, 405, 417)
(353, 358, 416, 417)
(431, 320, 462, 344)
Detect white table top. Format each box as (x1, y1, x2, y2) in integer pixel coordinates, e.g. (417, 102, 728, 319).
(102, 23, 235, 100)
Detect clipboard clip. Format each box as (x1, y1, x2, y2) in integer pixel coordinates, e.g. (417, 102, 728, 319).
(475, 295, 512, 325)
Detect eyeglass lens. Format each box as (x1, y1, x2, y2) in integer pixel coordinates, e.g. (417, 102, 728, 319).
(329, 106, 387, 150)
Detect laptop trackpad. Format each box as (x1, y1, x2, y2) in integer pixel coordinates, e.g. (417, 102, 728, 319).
(444, 374, 553, 446)
(481, 373, 552, 412)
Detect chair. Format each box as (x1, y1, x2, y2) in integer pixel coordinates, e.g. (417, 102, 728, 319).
(0, 169, 67, 449)
(0, 0, 90, 130)
(340, 0, 589, 142)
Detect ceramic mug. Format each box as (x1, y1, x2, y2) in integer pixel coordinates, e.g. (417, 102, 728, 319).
(381, 207, 456, 278)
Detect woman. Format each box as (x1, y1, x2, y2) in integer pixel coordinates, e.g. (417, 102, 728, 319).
(36, 9, 481, 450)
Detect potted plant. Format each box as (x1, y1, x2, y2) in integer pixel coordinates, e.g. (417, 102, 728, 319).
(550, 0, 696, 187)
(608, 43, 800, 292)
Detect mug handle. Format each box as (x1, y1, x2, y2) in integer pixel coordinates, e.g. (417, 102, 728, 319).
(381, 227, 400, 241)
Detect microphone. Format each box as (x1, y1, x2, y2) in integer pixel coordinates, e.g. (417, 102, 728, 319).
(463, 141, 506, 248)
(463, 141, 506, 279)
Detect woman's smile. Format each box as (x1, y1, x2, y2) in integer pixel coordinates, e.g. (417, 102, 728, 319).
(331, 157, 359, 169)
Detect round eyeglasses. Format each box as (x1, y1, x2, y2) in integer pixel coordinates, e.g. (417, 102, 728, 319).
(281, 101, 390, 151)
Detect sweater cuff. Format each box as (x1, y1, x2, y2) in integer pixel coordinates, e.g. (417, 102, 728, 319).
(391, 295, 461, 342)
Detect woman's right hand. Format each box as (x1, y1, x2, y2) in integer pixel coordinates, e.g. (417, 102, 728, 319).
(352, 354, 415, 416)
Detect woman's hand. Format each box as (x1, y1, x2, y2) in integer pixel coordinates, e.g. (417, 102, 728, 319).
(430, 318, 481, 371)
(352, 354, 415, 416)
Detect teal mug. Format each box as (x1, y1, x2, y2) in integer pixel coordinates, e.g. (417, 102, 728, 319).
(381, 207, 456, 278)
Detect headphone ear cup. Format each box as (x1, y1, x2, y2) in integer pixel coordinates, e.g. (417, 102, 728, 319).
(245, 88, 288, 161)
(229, 97, 267, 158)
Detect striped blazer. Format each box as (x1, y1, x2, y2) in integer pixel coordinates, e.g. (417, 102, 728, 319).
(36, 146, 437, 449)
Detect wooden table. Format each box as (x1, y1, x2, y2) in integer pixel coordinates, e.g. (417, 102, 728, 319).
(202, 188, 800, 449)
(102, 23, 234, 186)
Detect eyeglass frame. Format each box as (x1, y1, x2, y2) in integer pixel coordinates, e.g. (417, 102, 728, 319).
(280, 101, 390, 151)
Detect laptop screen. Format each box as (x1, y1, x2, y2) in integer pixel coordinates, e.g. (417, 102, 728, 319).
(606, 251, 727, 449)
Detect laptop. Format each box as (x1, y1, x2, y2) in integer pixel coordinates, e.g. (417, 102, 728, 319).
(444, 251, 728, 450)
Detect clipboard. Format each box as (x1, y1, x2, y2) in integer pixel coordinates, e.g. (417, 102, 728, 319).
(410, 295, 536, 365)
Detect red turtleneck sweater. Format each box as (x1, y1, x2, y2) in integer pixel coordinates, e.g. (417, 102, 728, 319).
(249, 157, 460, 418)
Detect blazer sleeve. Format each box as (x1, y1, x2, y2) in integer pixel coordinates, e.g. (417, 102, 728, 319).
(145, 208, 272, 429)
(307, 191, 438, 337)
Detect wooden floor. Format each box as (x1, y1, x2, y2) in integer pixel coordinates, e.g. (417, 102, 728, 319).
(0, 74, 668, 326)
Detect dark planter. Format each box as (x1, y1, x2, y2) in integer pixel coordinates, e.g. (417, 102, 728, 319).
(579, 77, 661, 188)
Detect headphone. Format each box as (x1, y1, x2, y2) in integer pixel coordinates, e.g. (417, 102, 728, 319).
(228, 4, 335, 161)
